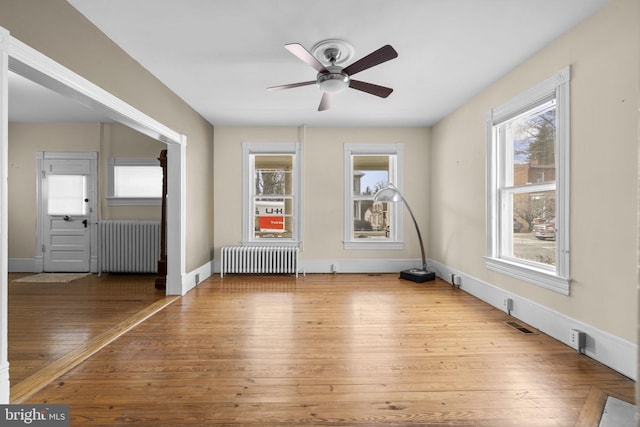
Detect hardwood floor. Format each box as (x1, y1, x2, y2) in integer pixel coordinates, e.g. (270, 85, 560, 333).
(20, 274, 635, 426)
(8, 273, 175, 402)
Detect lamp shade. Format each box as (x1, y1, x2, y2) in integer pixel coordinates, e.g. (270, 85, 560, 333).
(373, 186, 402, 202)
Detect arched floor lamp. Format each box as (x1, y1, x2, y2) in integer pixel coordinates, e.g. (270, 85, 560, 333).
(374, 184, 435, 283)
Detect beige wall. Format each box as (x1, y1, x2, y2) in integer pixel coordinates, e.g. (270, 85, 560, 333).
(0, 0, 215, 272)
(213, 126, 431, 262)
(430, 0, 639, 342)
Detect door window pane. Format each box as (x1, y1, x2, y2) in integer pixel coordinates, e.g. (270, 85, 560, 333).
(48, 175, 87, 215)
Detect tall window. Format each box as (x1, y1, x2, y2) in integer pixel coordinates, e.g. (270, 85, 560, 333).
(107, 158, 162, 206)
(344, 143, 403, 249)
(242, 142, 301, 245)
(486, 67, 570, 294)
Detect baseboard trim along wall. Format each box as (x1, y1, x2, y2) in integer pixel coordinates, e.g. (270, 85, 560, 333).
(8, 258, 37, 273)
(428, 259, 637, 381)
(212, 257, 422, 276)
(182, 261, 214, 295)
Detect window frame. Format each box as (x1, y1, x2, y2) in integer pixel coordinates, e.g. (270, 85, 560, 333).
(242, 141, 302, 247)
(486, 66, 571, 294)
(106, 157, 162, 206)
(343, 143, 404, 250)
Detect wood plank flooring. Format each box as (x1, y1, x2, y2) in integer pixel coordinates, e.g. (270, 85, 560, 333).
(8, 273, 172, 400)
(21, 274, 636, 426)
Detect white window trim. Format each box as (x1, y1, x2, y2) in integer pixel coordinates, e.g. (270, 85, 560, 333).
(343, 143, 404, 250)
(106, 157, 161, 206)
(241, 141, 302, 247)
(486, 66, 571, 295)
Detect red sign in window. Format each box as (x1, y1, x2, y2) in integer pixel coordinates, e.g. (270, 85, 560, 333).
(259, 216, 284, 231)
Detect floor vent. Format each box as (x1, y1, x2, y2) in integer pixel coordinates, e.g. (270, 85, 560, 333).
(505, 321, 536, 334)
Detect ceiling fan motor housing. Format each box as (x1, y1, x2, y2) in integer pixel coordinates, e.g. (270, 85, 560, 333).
(317, 66, 350, 93)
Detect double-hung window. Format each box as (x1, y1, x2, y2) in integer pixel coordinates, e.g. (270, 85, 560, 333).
(486, 66, 571, 294)
(107, 157, 162, 206)
(242, 142, 302, 246)
(344, 143, 403, 249)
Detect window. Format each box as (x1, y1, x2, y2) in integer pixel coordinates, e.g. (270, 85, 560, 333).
(107, 158, 162, 206)
(242, 142, 302, 246)
(344, 143, 403, 249)
(486, 66, 570, 294)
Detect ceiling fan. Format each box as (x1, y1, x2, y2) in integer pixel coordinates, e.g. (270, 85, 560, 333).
(267, 41, 398, 111)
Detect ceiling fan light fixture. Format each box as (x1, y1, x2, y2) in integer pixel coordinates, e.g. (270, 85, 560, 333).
(317, 70, 350, 93)
(269, 41, 397, 110)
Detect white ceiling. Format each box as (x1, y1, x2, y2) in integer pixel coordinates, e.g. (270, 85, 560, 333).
(15, 1, 612, 127)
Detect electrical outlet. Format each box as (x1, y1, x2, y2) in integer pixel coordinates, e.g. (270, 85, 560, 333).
(503, 298, 513, 312)
(453, 275, 461, 286)
(195, 273, 200, 284)
(570, 329, 586, 353)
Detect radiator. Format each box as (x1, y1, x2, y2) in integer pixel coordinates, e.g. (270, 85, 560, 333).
(220, 246, 299, 277)
(98, 220, 161, 274)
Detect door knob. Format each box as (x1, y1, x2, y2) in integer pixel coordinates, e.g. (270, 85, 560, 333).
(82, 219, 88, 228)
(63, 215, 71, 221)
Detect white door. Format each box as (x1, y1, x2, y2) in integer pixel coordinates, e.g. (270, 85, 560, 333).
(40, 154, 96, 272)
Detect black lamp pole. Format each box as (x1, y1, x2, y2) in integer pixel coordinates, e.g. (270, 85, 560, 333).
(374, 184, 435, 283)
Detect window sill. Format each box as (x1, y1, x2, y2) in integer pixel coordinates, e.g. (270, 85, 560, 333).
(485, 257, 570, 295)
(343, 240, 404, 250)
(106, 197, 161, 206)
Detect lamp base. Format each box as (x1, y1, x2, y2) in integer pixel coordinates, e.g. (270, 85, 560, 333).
(399, 268, 436, 283)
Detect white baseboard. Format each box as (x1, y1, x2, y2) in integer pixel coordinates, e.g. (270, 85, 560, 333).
(429, 260, 637, 381)
(212, 257, 422, 275)
(300, 258, 420, 274)
(181, 260, 214, 294)
(8, 258, 37, 273)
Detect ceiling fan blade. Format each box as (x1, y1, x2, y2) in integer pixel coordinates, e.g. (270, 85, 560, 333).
(285, 43, 328, 73)
(267, 81, 316, 91)
(349, 80, 394, 98)
(342, 45, 398, 76)
(318, 92, 332, 111)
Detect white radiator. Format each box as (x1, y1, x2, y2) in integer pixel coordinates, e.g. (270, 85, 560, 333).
(220, 246, 299, 277)
(99, 220, 161, 274)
